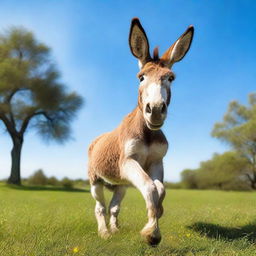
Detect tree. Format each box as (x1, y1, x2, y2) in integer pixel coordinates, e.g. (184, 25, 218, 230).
(181, 169, 198, 189)
(47, 176, 60, 186)
(196, 152, 249, 190)
(61, 177, 73, 189)
(0, 27, 83, 185)
(212, 93, 256, 189)
(27, 169, 48, 186)
(180, 152, 250, 190)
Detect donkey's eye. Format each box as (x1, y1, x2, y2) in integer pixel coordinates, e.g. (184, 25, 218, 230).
(168, 76, 174, 82)
(139, 75, 144, 82)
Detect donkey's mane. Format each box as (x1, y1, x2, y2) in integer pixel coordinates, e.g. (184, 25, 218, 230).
(153, 47, 159, 61)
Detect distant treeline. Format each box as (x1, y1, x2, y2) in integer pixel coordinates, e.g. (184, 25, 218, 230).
(1, 169, 90, 189)
(1, 165, 253, 191)
(178, 151, 252, 191)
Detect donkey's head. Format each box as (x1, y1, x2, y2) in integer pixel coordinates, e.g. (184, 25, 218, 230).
(129, 18, 194, 130)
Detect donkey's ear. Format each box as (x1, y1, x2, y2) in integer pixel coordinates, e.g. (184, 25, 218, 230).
(161, 26, 194, 68)
(129, 18, 151, 67)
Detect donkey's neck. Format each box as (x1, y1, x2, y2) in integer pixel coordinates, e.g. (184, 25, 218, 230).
(131, 106, 148, 134)
(120, 106, 165, 145)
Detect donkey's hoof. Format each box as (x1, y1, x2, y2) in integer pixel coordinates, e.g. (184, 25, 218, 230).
(98, 229, 111, 239)
(110, 226, 119, 234)
(145, 234, 162, 246)
(141, 228, 161, 246)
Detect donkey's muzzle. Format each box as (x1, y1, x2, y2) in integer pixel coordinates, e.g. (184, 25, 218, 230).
(145, 102, 167, 130)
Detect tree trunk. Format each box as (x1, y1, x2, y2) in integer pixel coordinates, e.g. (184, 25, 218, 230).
(251, 183, 256, 190)
(251, 170, 256, 190)
(247, 175, 256, 190)
(251, 174, 256, 190)
(7, 136, 23, 185)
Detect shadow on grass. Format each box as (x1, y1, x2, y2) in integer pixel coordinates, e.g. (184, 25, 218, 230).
(188, 221, 256, 243)
(7, 184, 90, 193)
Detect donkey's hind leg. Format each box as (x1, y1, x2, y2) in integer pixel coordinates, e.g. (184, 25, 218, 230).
(91, 182, 110, 239)
(109, 185, 126, 233)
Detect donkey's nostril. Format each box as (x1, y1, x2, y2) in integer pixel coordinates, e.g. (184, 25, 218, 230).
(146, 103, 151, 114)
(161, 103, 167, 114)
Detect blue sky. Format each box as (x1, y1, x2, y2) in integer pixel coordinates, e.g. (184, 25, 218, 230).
(0, 0, 256, 181)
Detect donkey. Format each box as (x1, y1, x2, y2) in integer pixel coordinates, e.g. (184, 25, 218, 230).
(88, 18, 194, 246)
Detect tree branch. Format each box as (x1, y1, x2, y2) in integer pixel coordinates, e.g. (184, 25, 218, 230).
(5, 89, 19, 104)
(4, 88, 29, 104)
(245, 173, 254, 183)
(4, 88, 29, 129)
(0, 111, 17, 137)
(19, 111, 53, 135)
(4, 89, 20, 127)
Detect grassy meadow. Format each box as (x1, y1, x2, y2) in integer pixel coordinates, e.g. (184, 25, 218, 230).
(0, 183, 256, 256)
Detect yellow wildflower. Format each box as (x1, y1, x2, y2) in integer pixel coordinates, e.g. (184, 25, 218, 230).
(73, 247, 79, 253)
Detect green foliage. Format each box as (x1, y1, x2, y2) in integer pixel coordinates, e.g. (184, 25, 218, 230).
(164, 181, 183, 189)
(181, 152, 250, 190)
(0, 26, 83, 141)
(212, 94, 256, 155)
(1, 184, 256, 255)
(0, 26, 83, 184)
(25, 170, 83, 189)
(212, 93, 256, 188)
(184, 93, 256, 191)
(197, 152, 249, 190)
(181, 169, 198, 189)
(61, 177, 74, 189)
(47, 176, 60, 186)
(27, 169, 48, 186)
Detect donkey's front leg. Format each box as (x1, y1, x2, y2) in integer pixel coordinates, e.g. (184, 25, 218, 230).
(122, 158, 161, 246)
(148, 161, 166, 218)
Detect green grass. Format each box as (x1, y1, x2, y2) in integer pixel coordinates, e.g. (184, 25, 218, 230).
(0, 183, 256, 256)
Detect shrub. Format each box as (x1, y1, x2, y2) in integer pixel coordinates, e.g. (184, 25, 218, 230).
(164, 182, 183, 189)
(61, 177, 73, 189)
(47, 176, 60, 186)
(27, 169, 48, 186)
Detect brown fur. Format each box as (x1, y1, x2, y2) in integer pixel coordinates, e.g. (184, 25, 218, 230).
(88, 50, 176, 187)
(88, 17, 194, 245)
(88, 104, 168, 185)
